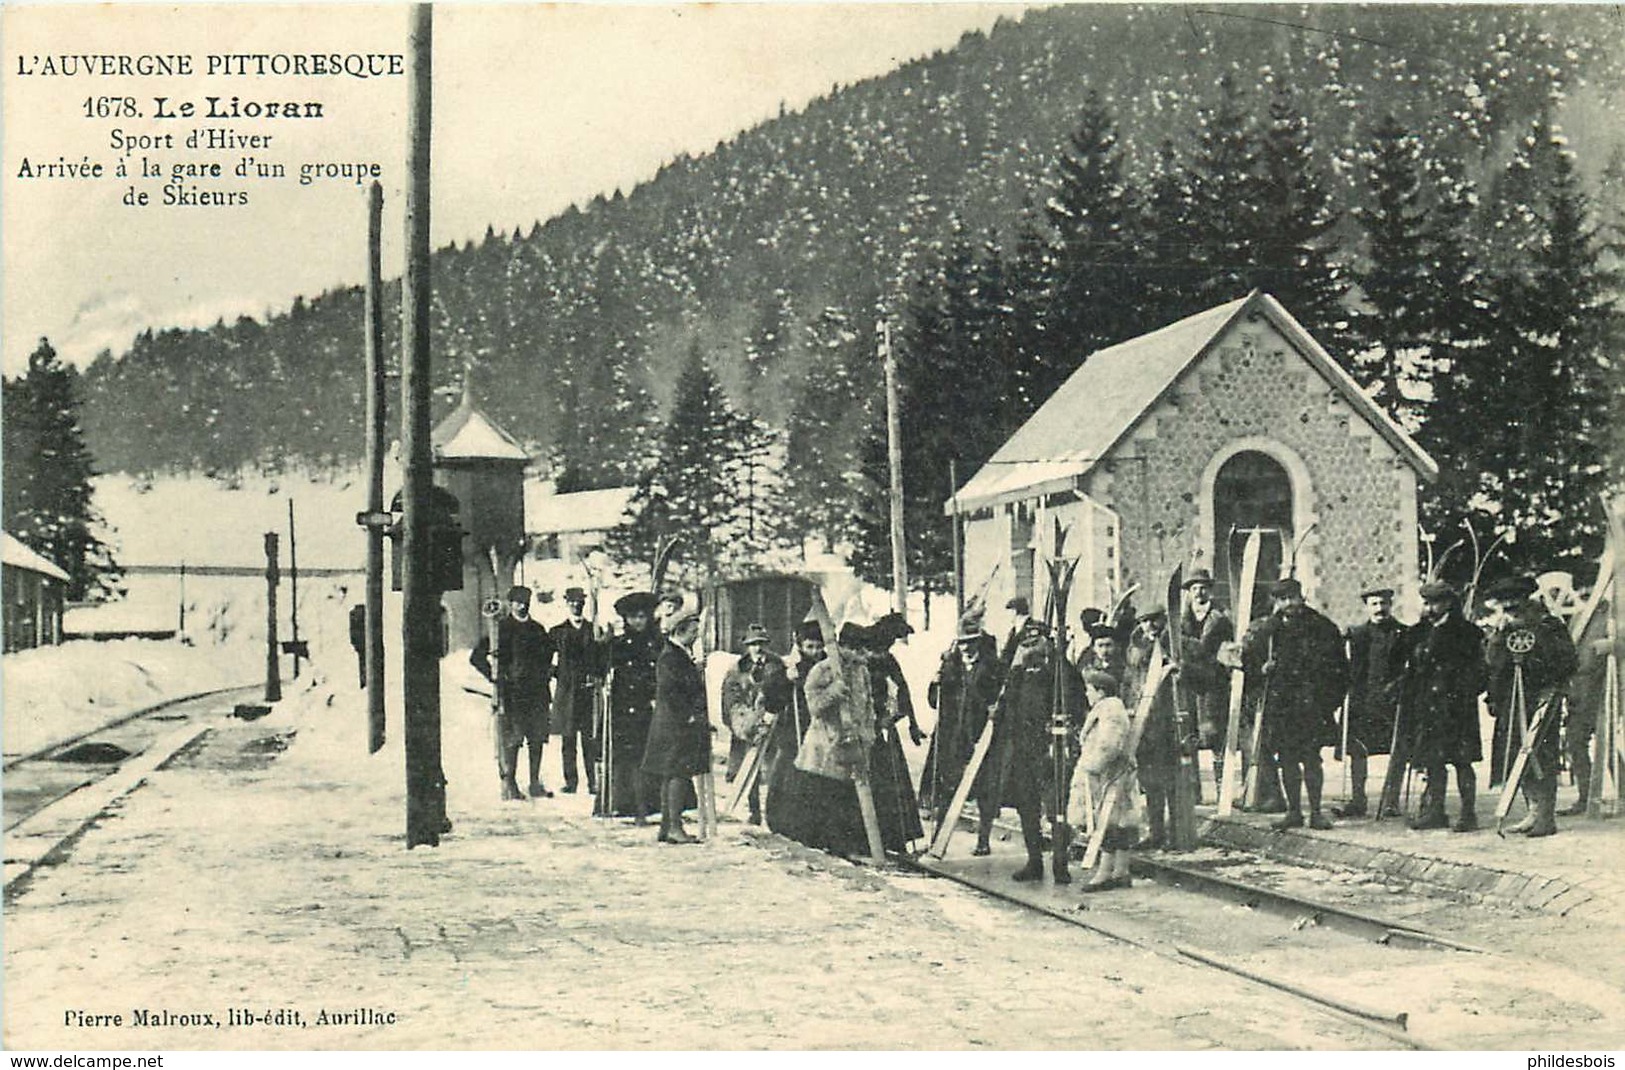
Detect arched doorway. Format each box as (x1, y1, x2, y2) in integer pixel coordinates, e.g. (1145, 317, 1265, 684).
(1213, 450, 1294, 621)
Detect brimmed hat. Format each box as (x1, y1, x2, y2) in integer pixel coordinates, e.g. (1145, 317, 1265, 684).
(1079, 607, 1105, 628)
(956, 612, 984, 642)
(563, 586, 588, 603)
(794, 619, 826, 643)
(742, 622, 771, 646)
(665, 605, 700, 632)
(871, 611, 914, 642)
(1006, 596, 1030, 615)
(506, 585, 532, 603)
(614, 591, 657, 617)
(1485, 575, 1538, 604)
(1182, 569, 1215, 589)
(1418, 581, 1459, 604)
(837, 622, 871, 648)
(1270, 578, 1304, 600)
(1359, 584, 1396, 600)
(1018, 619, 1051, 642)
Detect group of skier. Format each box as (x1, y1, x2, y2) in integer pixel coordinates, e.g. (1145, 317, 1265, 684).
(466, 551, 1602, 870)
(918, 563, 1596, 896)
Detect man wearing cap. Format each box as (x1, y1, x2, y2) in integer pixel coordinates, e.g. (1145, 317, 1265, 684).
(1000, 596, 1032, 670)
(1339, 586, 1412, 818)
(1178, 569, 1234, 802)
(1242, 578, 1348, 830)
(1483, 575, 1578, 836)
(551, 586, 607, 795)
(720, 623, 789, 825)
(604, 592, 661, 821)
(985, 620, 1086, 883)
(923, 612, 1004, 847)
(471, 585, 557, 800)
(1403, 582, 1487, 831)
(644, 604, 709, 843)
(1127, 608, 1178, 847)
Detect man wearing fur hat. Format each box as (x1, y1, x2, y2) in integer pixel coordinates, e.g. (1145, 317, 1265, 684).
(721, 622, 788, 825)
(1403, 581, 1486, 831)
(986, 620, 1086, 883)
(1483, 575, 1578, 836)
(471, 585, 557, 801)
(1242, 578, 1348, 830)
(551, 586, 606, 795)
(923, 612, 1004, 845)
(1339, 585, 1411, 818)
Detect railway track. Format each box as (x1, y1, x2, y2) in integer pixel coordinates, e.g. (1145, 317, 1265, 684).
(3, 684, 259, 832)
(896, 817, 1494, 1050)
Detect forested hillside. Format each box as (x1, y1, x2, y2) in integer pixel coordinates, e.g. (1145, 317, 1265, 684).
(66, 3, 1625, 578)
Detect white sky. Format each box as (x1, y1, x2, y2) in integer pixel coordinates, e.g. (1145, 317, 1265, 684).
(2, 2, 1023, 375)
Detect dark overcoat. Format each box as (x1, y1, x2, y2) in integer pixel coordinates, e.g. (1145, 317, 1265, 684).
(1178, 605, 1234, 746)
(1345, 617, 1411, 755)
(1485, 611, 1577, 783)
(471, 616, 554, 745)
(549, 619, 605, 736)
(642, 640, 710, 779)
(922, 637, 1003, 807)
(1243, 603, 1348, 757)
(1403, 611, 1485, 767)
(986, 650, 1084, 815)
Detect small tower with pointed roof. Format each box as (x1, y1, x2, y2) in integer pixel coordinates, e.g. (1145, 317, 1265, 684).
(431, 367, 530, 650)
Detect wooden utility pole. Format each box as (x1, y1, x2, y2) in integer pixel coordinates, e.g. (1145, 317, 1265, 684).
(263, 532, 281, 703)
(950, 458, 964, 620)
(364, 180, 387, 754)
(177, 560, 186, 639)
(881, 319, 907, 616)
(287, 498, 302, 678)
(400, 2, 444, 848)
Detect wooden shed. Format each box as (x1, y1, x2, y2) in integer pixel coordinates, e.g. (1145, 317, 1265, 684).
(3, 532, 69, 653)
(706, 573, 822, 656)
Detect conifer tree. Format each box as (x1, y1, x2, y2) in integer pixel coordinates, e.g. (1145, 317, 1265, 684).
(1349, 114, 1430, 416)
(2, 338, 120, 599)
(1184, 75, 1264, 308)
(1254, 82, 1348, 349)
(610, 340, 760, 581)
(1043, 91, 1143, 366)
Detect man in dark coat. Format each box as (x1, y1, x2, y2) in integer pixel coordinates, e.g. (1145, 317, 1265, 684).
(1403, 581, 1486, 831)
(471, 585, 556, 800)
(550, 586, 606, 795)
(1000, 596, 1032, 671)
(923, 612, 1004, 850)
(602, 591, 660, 821)
(1483, 575, 1578, 837)
(720, 622, 789, 825)
(863, 613, 926, 853)
(1178, 570, 1234, 802)
(1339, 585, 1411, 818)
(1242, 578, 1349, 830)
(643, 606, 709, 843)
(986, 620, 1086, 884)
(1127, 609, 1177, 848)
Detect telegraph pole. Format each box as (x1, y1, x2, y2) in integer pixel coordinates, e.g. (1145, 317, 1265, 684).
(950, 458, 963, 620)
(400, 2, 444, 847)
(263, 532, 281, 703)
(363, 180, 387, 754)
(881, 319, 907, 616)
(287, 498, 302, 678)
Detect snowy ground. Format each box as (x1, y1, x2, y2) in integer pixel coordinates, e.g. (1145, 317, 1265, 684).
(5, 649, 1409, 1051)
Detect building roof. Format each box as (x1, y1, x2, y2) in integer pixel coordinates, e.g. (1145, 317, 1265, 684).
(949, 291, 1438, 513)
(526, 485, 638, 536)
(2, 532, 70, 582)
(431, 382, 529, 463)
